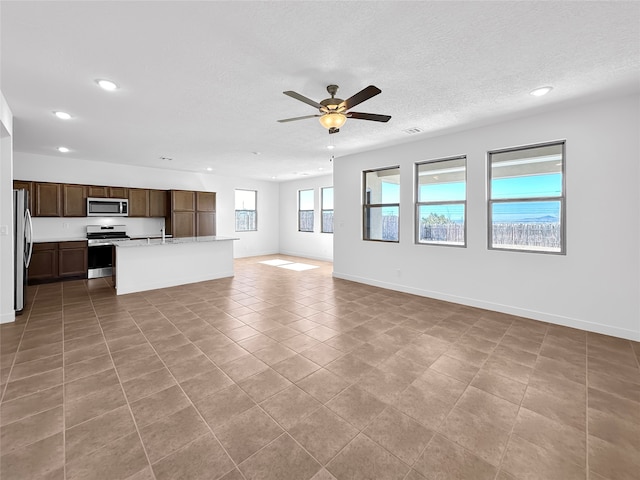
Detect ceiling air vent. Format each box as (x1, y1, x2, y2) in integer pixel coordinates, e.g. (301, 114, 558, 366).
(402, 127, 423, 135)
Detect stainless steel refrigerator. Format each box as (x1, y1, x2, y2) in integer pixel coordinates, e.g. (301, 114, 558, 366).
(14, 189, 33, 313)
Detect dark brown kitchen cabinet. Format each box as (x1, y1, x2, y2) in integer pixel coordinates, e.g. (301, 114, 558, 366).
(58, 241, 88, 278)
(172, 211, 196, 238)
(28, 241, 88, 284)
(34, 182, 62, 217)
(13, 180, 34, 212)
(109, 187, 128, 198)
(87, 186, 108, 198)
(88, 186, 129, 198)
(196, 191, 215, 212)
(196, 191, 216, 236)
(28, 243, 58, 282)
(172, 190, 195, 211)
(149, 190, 167, 217)
(197, 212, 216, 236)
(63, 184, 87, 217)
(128, 188, 150, 217)
(168, 190, 216, 237)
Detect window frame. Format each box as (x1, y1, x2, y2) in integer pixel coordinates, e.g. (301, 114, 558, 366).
(362, 166, 400, 243)
(234, 189, 258, 232)
(415, 155, 467, 248)
(321, 186, 334, 234)
(298, 188, 315, 233)
(487, 140, 566, 255)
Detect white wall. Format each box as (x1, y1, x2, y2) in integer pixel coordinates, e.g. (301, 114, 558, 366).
(334, 93, 640, 341)
(0, 91, 14, 323)
(278, 174, 334, 262)
(13, 154, 280, 258)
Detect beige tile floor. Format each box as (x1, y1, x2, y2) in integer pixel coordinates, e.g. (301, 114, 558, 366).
(1, 255, 639, 480)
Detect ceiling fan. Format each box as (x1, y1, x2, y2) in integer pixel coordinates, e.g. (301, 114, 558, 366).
(278, 84, 391, 134)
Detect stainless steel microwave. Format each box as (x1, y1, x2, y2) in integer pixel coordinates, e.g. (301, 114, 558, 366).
(87, 197, 129, 217)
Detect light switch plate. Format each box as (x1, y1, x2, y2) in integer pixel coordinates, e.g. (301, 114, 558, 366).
(0, 225, 8, 236)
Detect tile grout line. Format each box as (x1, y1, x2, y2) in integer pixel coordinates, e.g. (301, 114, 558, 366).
(585, 336, 590, 480)
(61, 284, 67, 480)
(420, 317, 517, 479)
(0, 285, 37, 406)
(86, 283, 160, 480)
(0, 284, 37, 467)
(490, 322, 548, 480)
(121, 300, 250, 480)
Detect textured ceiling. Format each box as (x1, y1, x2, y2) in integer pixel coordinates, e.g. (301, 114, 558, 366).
(1, 1, 639, 181)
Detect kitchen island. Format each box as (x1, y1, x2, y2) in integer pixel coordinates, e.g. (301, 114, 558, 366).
(114, 236, 238, 295)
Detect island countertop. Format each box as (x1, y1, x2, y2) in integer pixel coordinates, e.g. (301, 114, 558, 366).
(114, 236, 237, 295)
(115, 236, 238, 248)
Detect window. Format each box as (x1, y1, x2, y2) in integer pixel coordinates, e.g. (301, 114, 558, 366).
(363, 166, 400, 242)
(235, 189, 257, 231)
(488, 141, 565, 253)
(416, 156, 466, 246)
(321, 187, 334, 233)
(298, 189, 314, 232)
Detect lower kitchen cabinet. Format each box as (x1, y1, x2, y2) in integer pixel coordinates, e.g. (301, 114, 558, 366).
(59, 241, 88, 278)
(29, 243, 58, 283)
(28, 241, 88, 284)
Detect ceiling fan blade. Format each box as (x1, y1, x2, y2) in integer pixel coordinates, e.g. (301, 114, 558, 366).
(340, 85, 382, 110)
(347, 112, 391, 122)
(277, 115, 321, 123)
(283, 91, 324, 109)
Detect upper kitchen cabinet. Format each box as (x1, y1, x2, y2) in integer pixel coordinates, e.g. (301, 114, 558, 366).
(34, 182, 62, 217)
(196, 192, 216, 236)
(168, 190, 195, 237)
(172, 190, 195, 211)
(87, 185, 108, 198)
(128, 188, 150, 217)
(63, 184, 87, 217)
(88, 186, 129, 198)
(168, 190, 215, 237)
(13, 180, 33, 212)
(149, 189, 167, 217)
(109, 187, 128, 198)
(196, 211, 216, 236)
(196, 191, 215, 212)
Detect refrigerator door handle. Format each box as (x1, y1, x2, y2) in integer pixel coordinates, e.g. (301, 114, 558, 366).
(24, 209, 34, 268)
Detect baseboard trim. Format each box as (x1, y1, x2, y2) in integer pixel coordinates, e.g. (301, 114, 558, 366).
(332, 271, 640, 341)
(0, 310, 16, 324)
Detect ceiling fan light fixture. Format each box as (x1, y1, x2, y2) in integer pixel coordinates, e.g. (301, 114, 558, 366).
(319, 112, 346, 129)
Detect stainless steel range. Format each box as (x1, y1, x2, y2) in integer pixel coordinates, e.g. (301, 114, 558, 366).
(87, 225, 130, 279)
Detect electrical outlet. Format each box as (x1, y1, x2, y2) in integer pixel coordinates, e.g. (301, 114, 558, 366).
(0, 225, 8, 236)
(63, 223, 70, 229)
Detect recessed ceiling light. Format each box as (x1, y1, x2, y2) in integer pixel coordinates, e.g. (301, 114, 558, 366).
(206, 167, 213, 171)
(327, 145, 335, 150)
(96, 79, 118, 91)
(530, 86, 553, 97)
(54, 111, 72, 120)
(271, 176, 276, 179)
(252, 151, 261, 155)
(57, 146, 70, 153)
